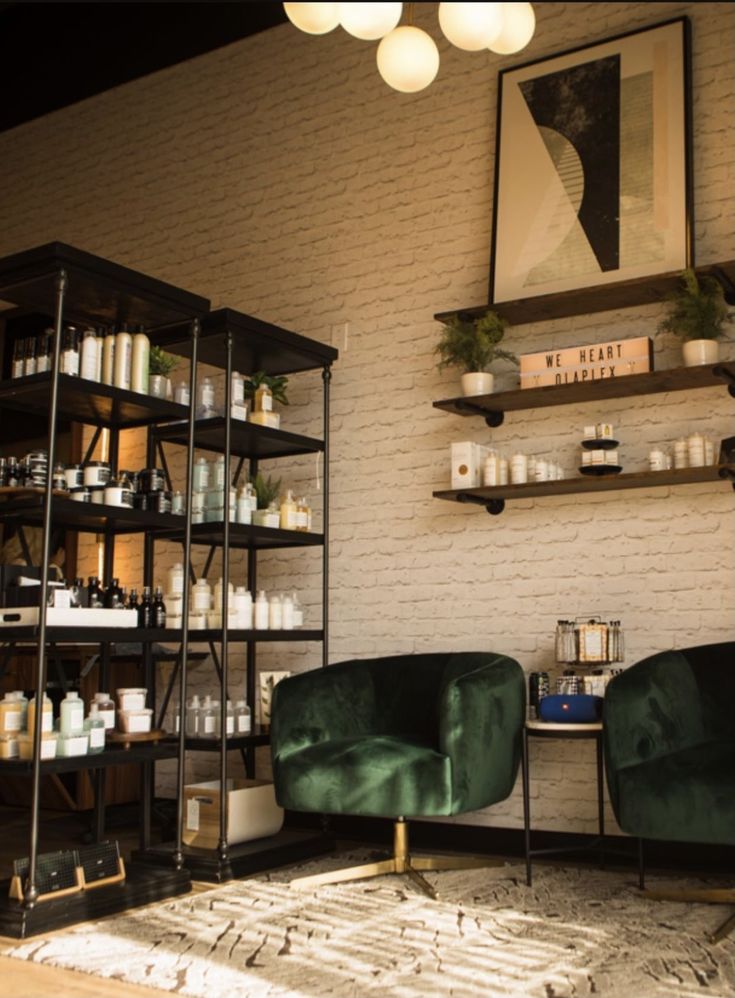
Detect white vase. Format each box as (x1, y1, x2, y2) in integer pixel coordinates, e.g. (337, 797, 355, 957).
(149, 374, 168, 398)
(682, 339, 719, 367)
(461, 372, 494, 397)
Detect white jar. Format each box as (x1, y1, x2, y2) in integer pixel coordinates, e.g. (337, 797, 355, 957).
(191, 579, 212, 612)
(214, 577, 234, 613)
(174, 380, 190, 406)
(482, 451, 499, 487)
(704, 436, 715, 465)
(236, 486, 253, 524)
(254, 591, 269, 629)
(687, 432, 705, 468)
(192, 456, 209, 492)
(232, 587, 253, 629)
(673, 438, 688, 469)
(510, 453, 528, 484)
(498, 457, 508, 486)
(535, 458, 549, 481)
(196, 376, 216, 418)
(649, 448, 666, 472)
(269, 593, 283, 629)
(282, 593, 294, 630)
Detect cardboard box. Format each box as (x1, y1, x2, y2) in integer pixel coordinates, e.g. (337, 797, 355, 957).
(0, 607, 139, 628)
(183, 779, 284, 849)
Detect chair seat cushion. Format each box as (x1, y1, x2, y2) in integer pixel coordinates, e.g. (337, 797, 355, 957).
(274, 735, 453, 818)
(616, 740, 735, 845)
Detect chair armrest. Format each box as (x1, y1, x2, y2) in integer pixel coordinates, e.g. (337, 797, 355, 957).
(270, 661, 376, 762)
(438, 655, 525, 814)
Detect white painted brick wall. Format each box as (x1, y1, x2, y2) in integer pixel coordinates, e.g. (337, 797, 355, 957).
(1, 3, 733, 833)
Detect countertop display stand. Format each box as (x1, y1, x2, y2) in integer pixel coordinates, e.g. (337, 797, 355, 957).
(0, 242, 209, 937)
(135, 307, 338, 882)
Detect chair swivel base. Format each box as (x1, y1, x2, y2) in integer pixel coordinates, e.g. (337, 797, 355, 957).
(289, 818, 502, 899)
(641, 887, 735, 943)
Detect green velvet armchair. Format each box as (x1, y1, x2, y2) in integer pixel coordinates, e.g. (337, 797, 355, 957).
(271, 651, 525, 895)
(603, 641, 735, 941)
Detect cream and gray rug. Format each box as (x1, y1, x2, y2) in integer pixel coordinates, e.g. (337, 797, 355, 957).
(3, 851, 734, 997)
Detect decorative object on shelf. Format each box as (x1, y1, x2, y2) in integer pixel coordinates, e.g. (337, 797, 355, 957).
(250, 472, 283, 527)
(148, 345, 178, 398)
(538, 693, 602, 724)
(579, 425, 622, 477)
(520, 336, 653, 389)
(527, 671, 550, 720)
(555, 617, 625, 665)
(245, 371, 289, 429)
(284, 3, 536, 94)
(436, 310, 517, 397)
(658, 267, 734, 367)
(490, 18, 691, 307)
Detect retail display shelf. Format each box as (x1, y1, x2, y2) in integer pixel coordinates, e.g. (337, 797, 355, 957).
(166, 727, 272, 751)
(0, 373, 190, 429)
(152, 416, 324, 459)
(0, 494, 184, 534)
(0, 740, 179, 775)
(158, 522, 325, 550)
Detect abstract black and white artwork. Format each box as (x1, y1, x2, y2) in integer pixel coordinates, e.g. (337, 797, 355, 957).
(490, 18, 691, 305)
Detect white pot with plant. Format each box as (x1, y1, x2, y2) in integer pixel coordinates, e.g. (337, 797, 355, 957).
(148, 346, 178, 398)
(435, 310, 518, 396)
(245, 372, 288, 429)
(250, 473, 282, 528)
(658, 268, 733, 367)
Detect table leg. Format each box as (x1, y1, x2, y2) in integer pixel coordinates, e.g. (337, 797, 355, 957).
(522, 725, 532, 886)
(596, 732, 605, 869)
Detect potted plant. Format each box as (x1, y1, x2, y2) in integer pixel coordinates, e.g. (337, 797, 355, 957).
(658, 268, 733, 367)
(250, 472, 282, 527)
(245, 372, 289, 429)
(435, 310, 518, 396)
(148, 345, 179, 398)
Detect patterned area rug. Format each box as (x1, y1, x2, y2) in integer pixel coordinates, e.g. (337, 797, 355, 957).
(3, 852, 734, 997)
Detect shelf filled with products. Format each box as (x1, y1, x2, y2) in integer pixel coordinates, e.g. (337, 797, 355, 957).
(135, 306, 338, 882)
(434, 361, 735, 514)
(0, 241, 209, 937)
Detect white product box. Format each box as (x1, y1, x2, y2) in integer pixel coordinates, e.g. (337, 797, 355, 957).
(450, 441, 487, 489)
(0, 607, 139, 628)
(183, 779, 284, 849)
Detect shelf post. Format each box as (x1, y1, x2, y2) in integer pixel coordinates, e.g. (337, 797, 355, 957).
(173, 317, 200, 871)
(322, 364, 331, 667)
(24, 267, 67, 908)
(218, 326, 233, 863)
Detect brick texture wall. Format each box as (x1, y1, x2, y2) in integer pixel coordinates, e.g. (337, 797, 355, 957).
(1, 3, 733, 833)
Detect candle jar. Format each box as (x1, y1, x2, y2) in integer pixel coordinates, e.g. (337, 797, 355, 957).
(510, 453, 528, 484)
(687, 432, 705, 468)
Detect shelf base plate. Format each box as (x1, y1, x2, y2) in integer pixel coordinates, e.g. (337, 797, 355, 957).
(0, 862, 191, 939)
(133, 828, 334, 883)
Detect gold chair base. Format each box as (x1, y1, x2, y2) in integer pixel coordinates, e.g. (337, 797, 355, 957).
(642, 887, 735, 943)
(290, 819, 502, 899)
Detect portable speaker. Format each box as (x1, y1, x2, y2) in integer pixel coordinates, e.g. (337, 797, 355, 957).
(538, 693, 602, 723)
(9, 849, 83, 902)
(77, 840, 126, 889)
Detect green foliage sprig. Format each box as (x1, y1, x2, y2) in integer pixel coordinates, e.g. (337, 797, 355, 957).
(435, 311, 518, 374)
(658, 268, 732, 342)
(249, 472, 282, 510)
(149, 345, 179, 377)
(244, 371, 289, 405)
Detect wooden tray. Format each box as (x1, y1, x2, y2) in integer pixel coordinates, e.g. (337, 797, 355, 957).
(107, 729, 167, 750)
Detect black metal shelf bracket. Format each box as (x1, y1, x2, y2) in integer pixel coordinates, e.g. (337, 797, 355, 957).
(453, 398, 505, 427)
(456, 492, 505, 516)
(713, 364, 735, 398)
(717, 465, 735, 491)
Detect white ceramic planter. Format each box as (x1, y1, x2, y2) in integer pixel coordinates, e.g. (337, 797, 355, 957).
(149, 375, 173, 398)
(682, 339, 719, 367)
(461, 372, 494, 396)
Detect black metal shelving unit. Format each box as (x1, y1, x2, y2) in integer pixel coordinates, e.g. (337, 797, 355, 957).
(136, 306, 338, 882)
(0, 242, 209, 937)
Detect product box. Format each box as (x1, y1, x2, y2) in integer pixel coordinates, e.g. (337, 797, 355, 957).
(1, 566, 41, 607)
(450, 441, 487, 490)
(0, 607, 139, 628)
(183, 778, 284, 849)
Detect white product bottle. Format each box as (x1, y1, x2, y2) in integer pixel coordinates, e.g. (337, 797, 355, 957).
(113, 325, 132, 390)
(226, 700, 235, 736)
(282, 593, 294, 630)
(102, 328, 116, 385)
(185, 694, 201, 737)
(167, 562, 185, 597)
(236, 485, 253, 524)
(192, 578, 212, 612)
(60, 691, 84, 736)
(131, 326, 150, 394)
(254, 590, 269, 629)
(268, 593, 283, 630)
(174, 380, 190, 406)
(92, 692, 116, 730)
(192, 456, 210, 492)
(196, 376, 216, 418)
(80, 326, 99, 381)
(95, 328, 104, 381)
(84, 704, 106, 754)
(234, 699, 251, 734)
(201, 695, 217, 737)
(214, 577, 233, 614)
(291, 591, 304, 628)
(233, 586, 253, 629)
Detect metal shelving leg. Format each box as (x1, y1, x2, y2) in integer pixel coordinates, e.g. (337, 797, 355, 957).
(322, 364, 331, 667)
(218, 329, 233, 863)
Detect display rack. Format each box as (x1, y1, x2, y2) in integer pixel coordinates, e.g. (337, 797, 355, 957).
(136, 307, 338, 881)
(0, 242, 209, 937)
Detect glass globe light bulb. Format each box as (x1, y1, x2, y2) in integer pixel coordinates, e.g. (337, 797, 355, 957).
(438, 3, 503, 52)
(338, 3, 403, 41)
(489, 2, 535, 55)
(377, 26, 440, 93)
(284, 2, 340, 35)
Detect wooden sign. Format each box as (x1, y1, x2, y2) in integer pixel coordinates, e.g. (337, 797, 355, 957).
(520, 336, 653, 388)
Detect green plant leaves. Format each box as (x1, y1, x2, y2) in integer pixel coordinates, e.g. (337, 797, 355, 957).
(435, 311, 518, 373)
(658, 268, 732, 341)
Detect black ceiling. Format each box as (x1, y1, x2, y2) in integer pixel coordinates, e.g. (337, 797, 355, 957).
(0, 2, 288, 133)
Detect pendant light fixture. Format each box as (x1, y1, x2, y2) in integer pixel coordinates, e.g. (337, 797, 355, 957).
(283, 2, 536, 92)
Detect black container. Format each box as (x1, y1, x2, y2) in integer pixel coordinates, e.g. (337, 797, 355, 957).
(148, 490, 172, 514)
(139, 468, 166, 493)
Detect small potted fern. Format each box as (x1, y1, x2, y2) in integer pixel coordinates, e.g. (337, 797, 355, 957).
(250, 472, 282, 528)
(148, 346, 179, 399)
(658, 268, 732, 367)
(436, 310, 518, 396)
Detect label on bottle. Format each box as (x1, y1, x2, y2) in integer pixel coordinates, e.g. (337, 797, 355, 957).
(89, 726, 105, 749)
(36, 354, 50, 373)
(237, 713, 251, 733)
(99, 707, 115, 730)
(204, 715, 216, 734)
(201, 382, 215, 408)
(114, 337, 132, 390)
(24, 358, 37, 377)
(81, 338, 98, 381)
(226, 716, 234, 735)
(186, 798, 200, 831)
(61, 349, 80, 376)
(12, 359, 24, 378)
(102, 338, 115, 384)
(1, 710, 22, 733)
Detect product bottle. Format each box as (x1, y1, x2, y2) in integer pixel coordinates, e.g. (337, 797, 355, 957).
(282, 593, 294, 630)
(80, 325, 99, 381)
(69, 577, 84, 608)
(61, 325, 80, 376)
(153, 587, 167, 628)
(23, 336, 37, 376)
(131, 325, 150, 394)
(60, 690, 85, 735)
(92, 692, 116, 730)
(95, 327, 105, 381)
(291, 591, 304, 627)
(196, 376, 216, 418)
(127, 587, 140, 612)
(13, 690, 28, 730)
(201, 695, 217, 737)
(226, 699, 235, 736)
(185, 694, 201, 737)
(138, 586, 153, 627)
(167, 563, 185, 597)
(233, 586, 252, 629)
(27, 693, 53, 736)
(234, 699, 251, 734)
(87, 575, 104, 609)
(268, 593, 283, 629)
(36, 331, 52, 374)
(254, 381, 273, 413)
(254, 590, 269, 629)
(113, 324, 132, 390)
(104, 577, 124, 609)
(280, 489, 297, 530)
(0, 692, 23, 735)
(102, 326, 116, 385)
(193, 456, 210, 493)
(174, 380, 190, 406)
(84, 703, 106, 754)
(11, 338, 24, 378)
(296, 496, 309, 531)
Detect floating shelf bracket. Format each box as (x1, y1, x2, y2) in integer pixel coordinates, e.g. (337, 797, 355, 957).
(717, 466, 735, 491)
(713, 364, 735, 399)
(457, 492, 505, 516)
(453, 398, 504, 427)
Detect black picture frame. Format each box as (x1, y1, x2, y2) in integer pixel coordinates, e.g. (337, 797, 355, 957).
(489, 17, 692, 307)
